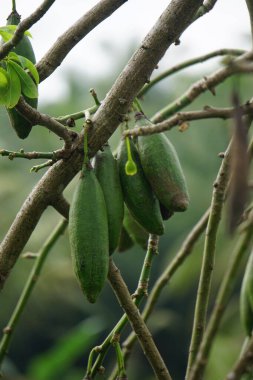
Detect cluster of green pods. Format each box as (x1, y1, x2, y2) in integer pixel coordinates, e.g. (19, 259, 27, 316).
(68, 112, 189, 303)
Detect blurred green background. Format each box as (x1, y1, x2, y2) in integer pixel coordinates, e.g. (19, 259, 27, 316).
(0, 54, 253, 380)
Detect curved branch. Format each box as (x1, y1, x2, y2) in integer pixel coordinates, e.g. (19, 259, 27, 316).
(108, 260, 172, 380)
(16, 97, 75, 146)
(0, 0, 56, 60)
(138, 49, 244, 98)
(0, 0, 203, 291)
(151, 51, 253, 123)
(36, 0, 128, 82)
(124, 102, 253, 137)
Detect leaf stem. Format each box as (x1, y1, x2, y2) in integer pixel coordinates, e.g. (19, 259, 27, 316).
(0, 219, 67, 369)
(12, 0, 16, 12)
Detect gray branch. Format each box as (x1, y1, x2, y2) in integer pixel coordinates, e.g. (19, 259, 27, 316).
(36, 0, 128, 82)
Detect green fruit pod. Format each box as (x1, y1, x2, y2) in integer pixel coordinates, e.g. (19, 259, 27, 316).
(5, 10, 38, 139)
(68, 163, 109, 303)
(123, 206, 149, 250)
(240, 250, 253, 336)
(93, 144, 124, 255)
(117, 138, 164, 236)
(135, 113, 189, 213)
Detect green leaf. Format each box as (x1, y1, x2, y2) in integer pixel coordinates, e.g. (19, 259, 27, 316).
(8, 53, 39, 85)
(6, 61, 21, 108)
(0, 25, 32, 38)
(8, 60, 38, 98)
(0, 67, 10, 105)
(0, 30, 14, 42)
(8, 51, 21, 63)
(17, 55, 39, 84)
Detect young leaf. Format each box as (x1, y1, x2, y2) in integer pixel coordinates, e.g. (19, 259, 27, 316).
(18, 55, 39, 84)
(8, 51, 21, 63)
(0, 67, 10, 105)
(8, 60, 38, 98)
(0, 25, 32, 38)
(0, 30, 14, 42)
(6, 61, 21, 108)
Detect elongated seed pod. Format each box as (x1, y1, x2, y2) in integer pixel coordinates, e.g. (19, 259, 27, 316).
(135, 113, 189, 213)
(117, 138, 164, 236)
(68, 163, 109, 303)
(93, 144, 124, 255)
(5, 10, 38, 139)
(240, 250, 253, 336)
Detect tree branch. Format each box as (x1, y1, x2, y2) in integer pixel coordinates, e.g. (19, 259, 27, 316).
(189, 213, 253, 380)
(124, 102, 253, 137)
(185, 142, 231, 378)
(109, 207, 210, 380)
(108, 260, 172, 380)
(16, 97, 75, 146)
(0, 0, 203, 291)
(225, 334, 253, 380)
(151, 51, 253, 123)
(36, 0, 128, 82)
(0, 0, 56, 60)
(138, 49, 244, 98)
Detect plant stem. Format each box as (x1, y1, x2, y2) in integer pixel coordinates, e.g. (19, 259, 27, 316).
(225, 334, 253, 379)
(12, 0, 16, 12)
(0, 149, 61, 160)
(55, 105, 98, 125)
(109, 208, 210, 380)
(138, 49, 244, 98)
(90, 235, 159, 378)
(150, 51, 253, 124)
(30, 160, 54, 173)
(108, 259, 172, 380)
(0, 219, 67, 368)
(188, 214, 253, 380)
(185, 143, 231, 378)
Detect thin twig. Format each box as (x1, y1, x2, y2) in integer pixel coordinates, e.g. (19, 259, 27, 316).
(151, 51, 253, 123)
(0, 148, 63, 160)
(225, 334, 253, 380)
(124, 102, 253, 137)
(188, 213, 253, 380)
(55, 105, 98, 126)
(185, 142, 231, 378)
(109, 208, 210, 380)
(16, 97, 75, 146)
(138, 49, 244, 98)
(108, 259, 172, 380)
(194, 0, 218, 20)
(90, 235, 159, 378)
(0, 0, 56, 60)
(0, 219, 67, 368)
